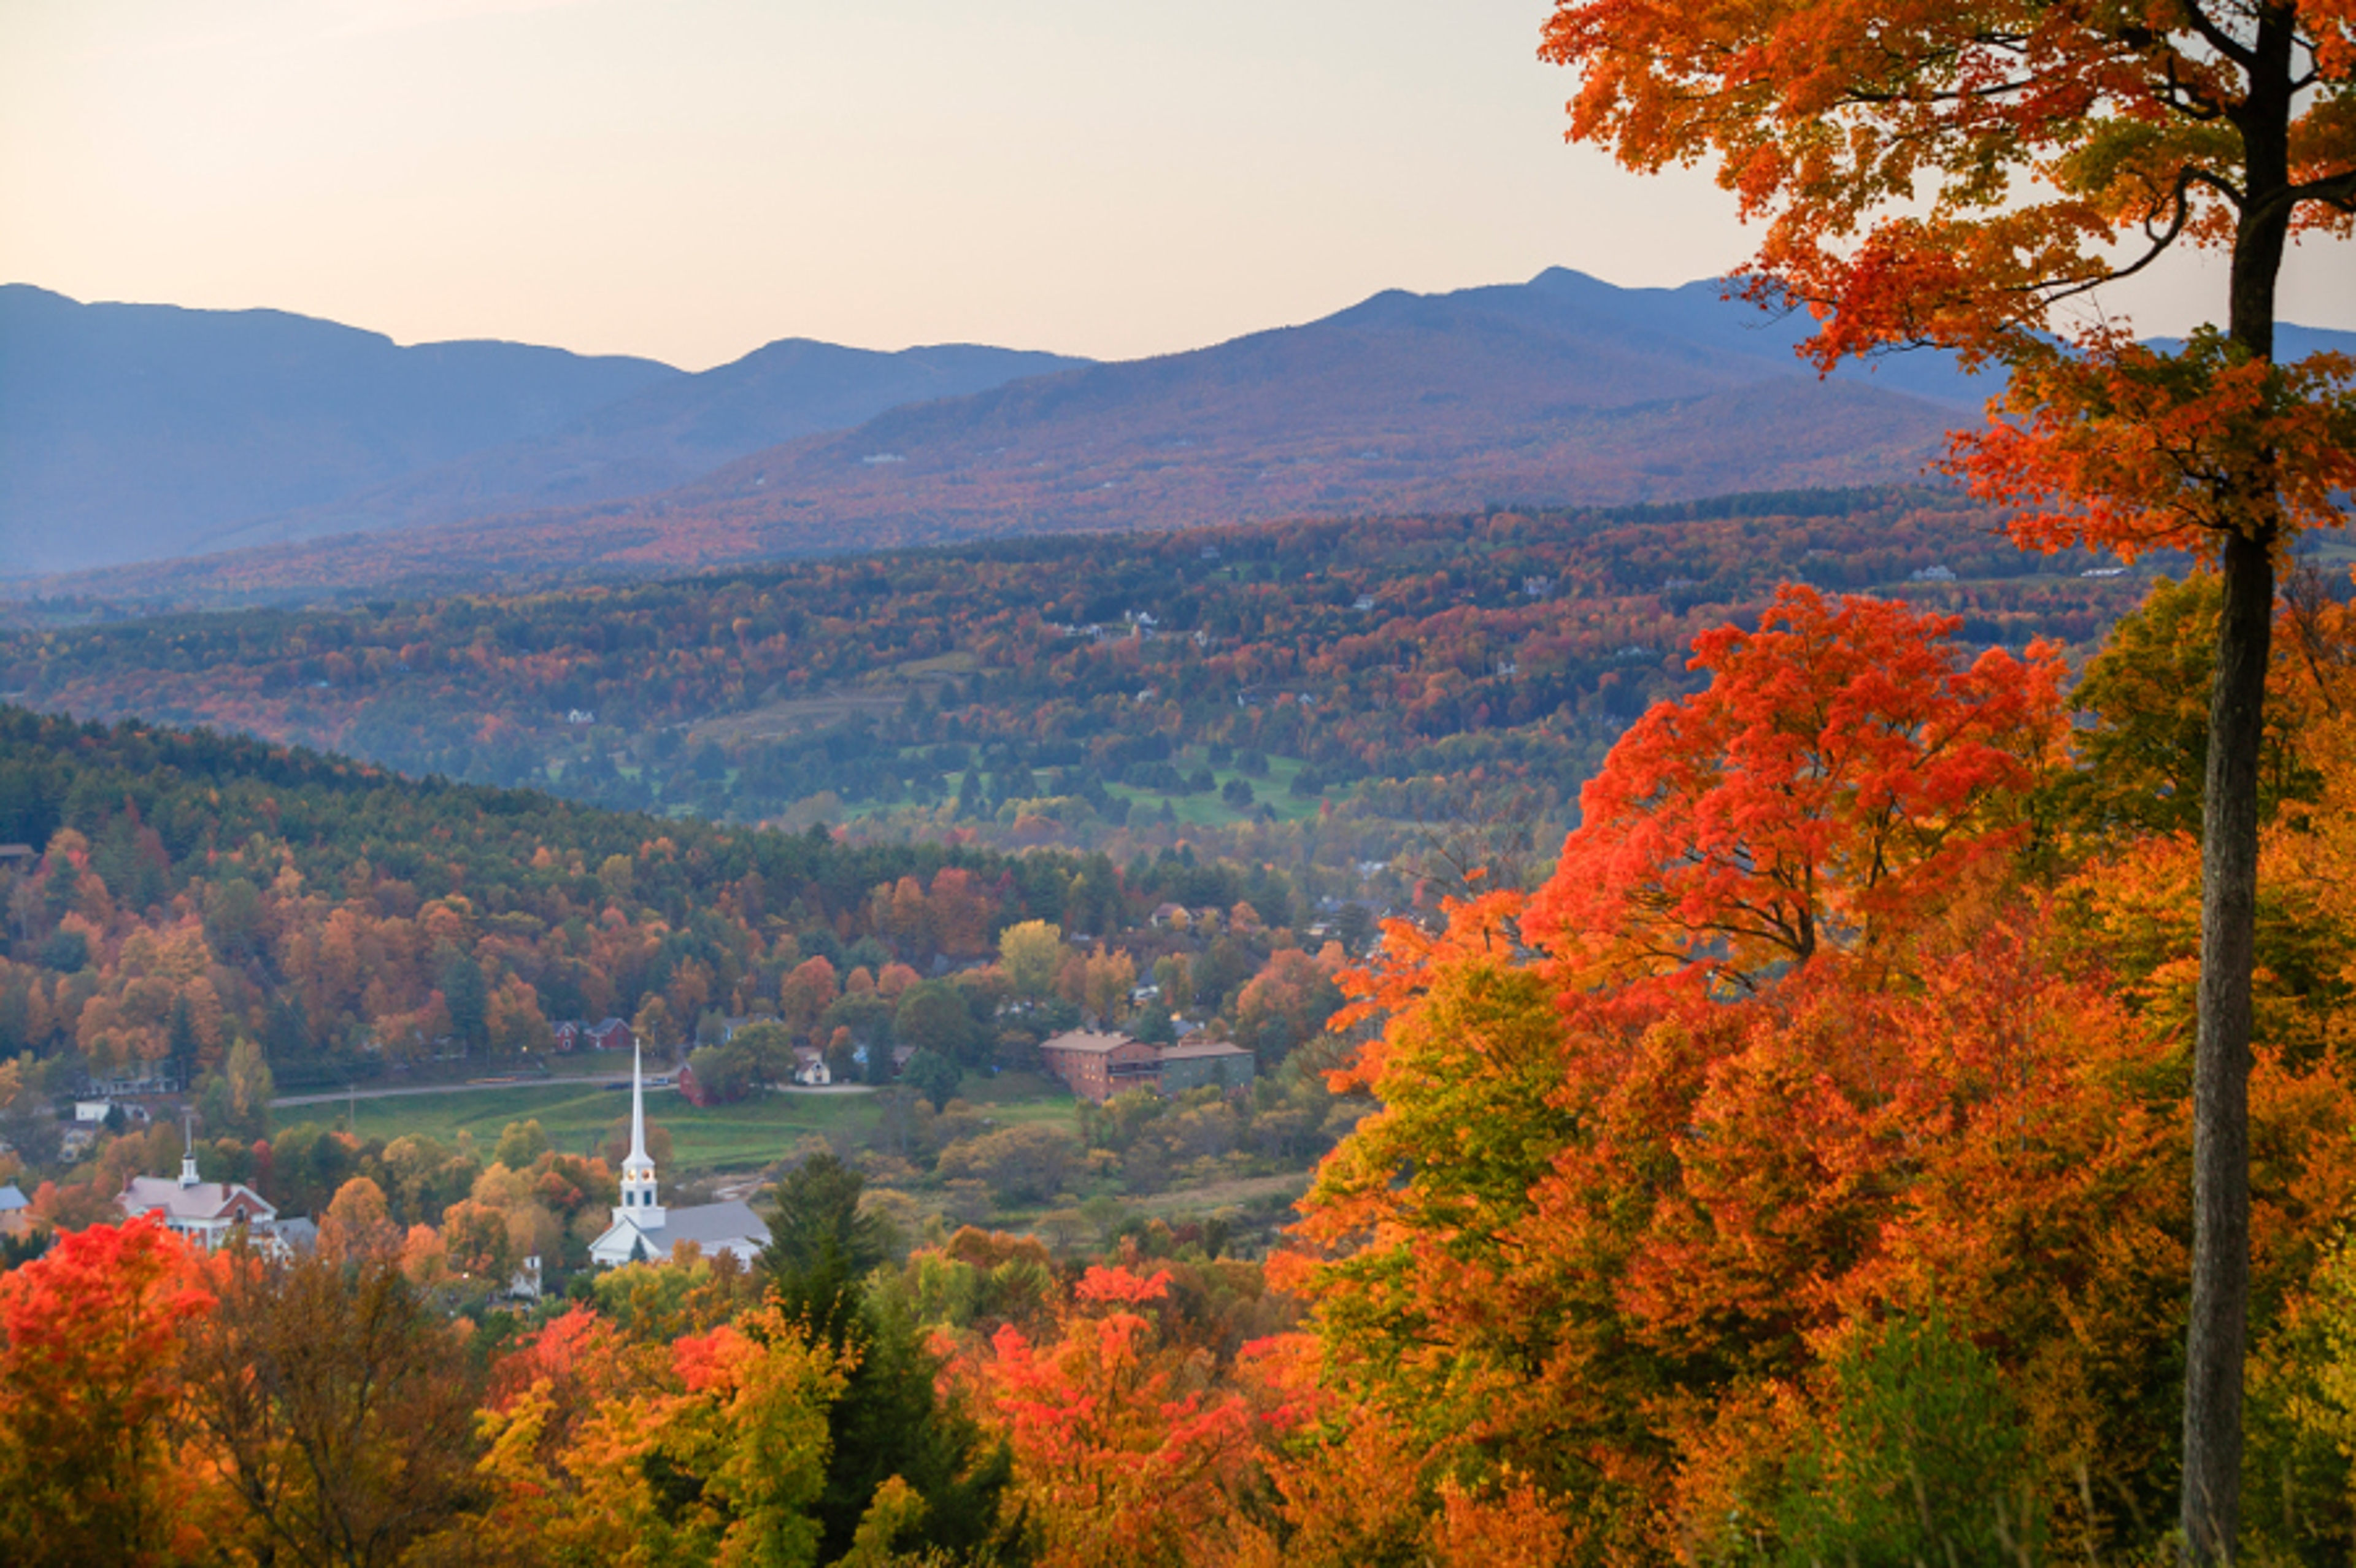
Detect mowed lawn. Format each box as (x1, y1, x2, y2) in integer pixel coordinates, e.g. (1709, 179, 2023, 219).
(317, 1068, 1085, 1175)
(327, 1082, 882, 1174)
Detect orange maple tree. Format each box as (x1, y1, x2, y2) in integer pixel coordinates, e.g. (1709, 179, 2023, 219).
(1539, 1, 2355, 1551)
(1526, 584, 2064, 990)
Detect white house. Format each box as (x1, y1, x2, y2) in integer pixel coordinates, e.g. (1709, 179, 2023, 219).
(117, 1126, 287, 1250)
(587, 1045, 771, 1269)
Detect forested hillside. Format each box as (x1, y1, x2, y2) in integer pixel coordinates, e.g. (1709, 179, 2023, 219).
(0, 707, 1334, 1111)
(3, 488, 2156, 894)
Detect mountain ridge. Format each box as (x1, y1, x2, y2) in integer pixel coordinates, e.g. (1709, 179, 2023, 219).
(0, 283, 684, 574)
(198, 336, 1095, 554)
(9, 270, 2349, 606)
(0, 285, 1090, 575)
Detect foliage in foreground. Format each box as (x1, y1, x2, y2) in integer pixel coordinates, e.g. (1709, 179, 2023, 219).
(15, 578, 2356, 1565)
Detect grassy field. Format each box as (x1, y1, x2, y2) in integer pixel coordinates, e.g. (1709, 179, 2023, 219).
(315, 1081, 875, 1174)
(1101, 753, 1320, 827)
(294, 1066, 1309, 1252)
(300, 1067, 1087, 1177)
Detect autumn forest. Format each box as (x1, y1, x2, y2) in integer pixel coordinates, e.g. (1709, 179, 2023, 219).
(6, 0, 2356, 1565)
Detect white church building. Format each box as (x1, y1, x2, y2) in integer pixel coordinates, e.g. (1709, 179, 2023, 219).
(587, 1045, 771, 1269)
(118, 1120, 302, 1253)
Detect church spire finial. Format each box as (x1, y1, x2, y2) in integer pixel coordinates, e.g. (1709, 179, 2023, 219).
(629, 1040, 650, 1166)
(179, 1110, 199, 1188)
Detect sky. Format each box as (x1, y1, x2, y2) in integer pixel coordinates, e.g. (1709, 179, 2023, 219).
(3, 0, 2351, 372)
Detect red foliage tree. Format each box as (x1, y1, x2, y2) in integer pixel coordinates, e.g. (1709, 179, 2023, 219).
(1528, 585, 2063, 990)
(0, 1217, 215, 1566)
(965, 1264, 1257, 1567)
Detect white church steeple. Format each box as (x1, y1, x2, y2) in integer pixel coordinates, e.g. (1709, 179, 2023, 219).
(612, 1042, 664, 1228)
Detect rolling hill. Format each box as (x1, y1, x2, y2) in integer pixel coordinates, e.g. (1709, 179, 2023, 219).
(0, 285, 680, 575)
(196, 336, 1093, 554)
(12, 269, 2345, 609)
(0, 285, 1088, 576)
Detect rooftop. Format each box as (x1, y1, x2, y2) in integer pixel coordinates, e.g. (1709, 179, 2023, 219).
(1159, 1040, 1253, 1061)
(658, 1199, 771, 1252)
(1039, 1029, 1141, 1056)
(120, 1175, 277, 1223)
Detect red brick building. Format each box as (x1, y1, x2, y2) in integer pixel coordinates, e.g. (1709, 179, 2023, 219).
(1038, 1029, 1166, 1104)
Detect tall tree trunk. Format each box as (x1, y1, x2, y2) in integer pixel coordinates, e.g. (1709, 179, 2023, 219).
(2181, 524, 2271, 1564)
(2182, 15, 2293, 1558)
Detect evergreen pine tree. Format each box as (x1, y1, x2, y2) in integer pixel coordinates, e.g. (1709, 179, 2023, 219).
(761, 1155, 1014, 1561)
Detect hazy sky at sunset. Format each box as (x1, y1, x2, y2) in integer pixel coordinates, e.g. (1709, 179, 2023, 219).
(5, 0, 2350, 371)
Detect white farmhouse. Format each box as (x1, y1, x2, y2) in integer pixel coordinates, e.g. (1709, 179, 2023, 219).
(118, 1126, 285, 1250)
(587, 1045, 771, 1269)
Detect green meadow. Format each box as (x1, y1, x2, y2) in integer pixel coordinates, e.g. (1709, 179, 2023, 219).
(301, 1069, 1087, 1177)
(315, 1081, 874, 1174)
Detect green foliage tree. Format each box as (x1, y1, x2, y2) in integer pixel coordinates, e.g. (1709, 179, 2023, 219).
(901, 1049, 961, 1113)
(687, 1040, 756, 1104)
(763, 1154, 892, 1339)
(935, 1123, 1079, 1207)
(1761, 1313, 2036, 1568)
(439, 948, 489, 1054)
(198, 1038, 274, 1145)
(893, 981, 977, 1063)
(998, 918, 1066, 1001)
(490, 1118, 550, 1171)
(817, 996, 891, 1058)
(761, 1155, 1011, 1563)
(2066, 574, 2320, 838)
(202, 876, 263, 962)
(1131, 1002, 1176, 1045)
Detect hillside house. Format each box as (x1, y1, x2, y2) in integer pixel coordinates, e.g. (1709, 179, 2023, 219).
(583, 1018, 635, 1052)
(85, 1063, 181, 1097)
(1039, 1029, 1257, 1102)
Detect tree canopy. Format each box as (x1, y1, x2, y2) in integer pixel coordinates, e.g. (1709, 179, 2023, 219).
(1541, 3, 2355, 1553)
